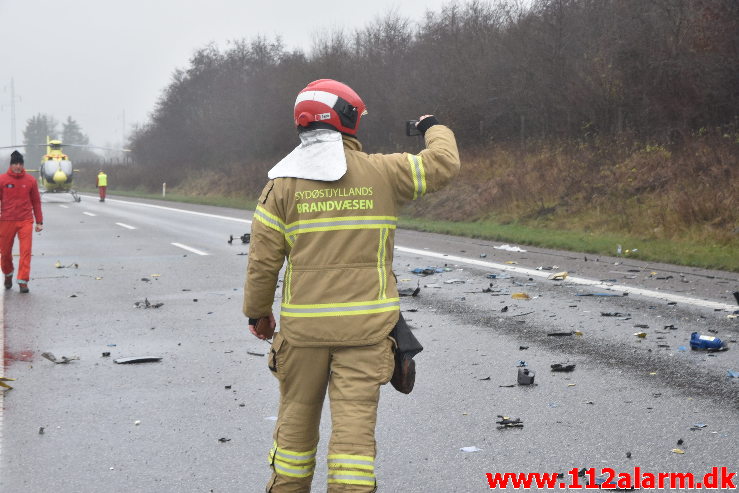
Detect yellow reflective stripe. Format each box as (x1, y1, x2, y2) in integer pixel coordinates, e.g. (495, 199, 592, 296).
(274, 460, 315, 478)
(285, 215, 397, 235)
(281, 298, 400, 318)
(328, 469, 376, 485)
(269, 442, 317, 464)
(286, 233, 295, 248)
(254, 205, 286, 233)
(284, 260, 293, 304)
(407, 154, 427, 200)
(376, 228, 388, 300)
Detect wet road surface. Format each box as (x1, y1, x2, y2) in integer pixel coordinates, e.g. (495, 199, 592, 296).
(1, 194, 736, 492)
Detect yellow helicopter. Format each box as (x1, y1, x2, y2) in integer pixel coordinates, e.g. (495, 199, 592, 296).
(1, 139, 129, 202)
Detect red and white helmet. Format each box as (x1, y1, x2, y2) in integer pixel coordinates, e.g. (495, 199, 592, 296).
(294, 79, 367, 136)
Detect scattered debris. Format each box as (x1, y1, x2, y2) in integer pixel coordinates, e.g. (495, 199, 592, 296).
(501, 306, 509, 312)
(677, 439, 684, 445)
(479, 376, 491, 381)
(516, 360, 527, 367)
(41, 352, 79, 364)
(601, 312, 631, 317)
(102, 352, 110, 357)
(726, 370, 739, 378)
(496, 416, 523, 429)
(634, 324, 649, 329)
(547, 271, 568, 280)
(551, 363, 576, 372)
(511, 293, 530, 300)
(487, 273, 512, 279)
(0, 377, 15, 390)
(398, 286, 421, 297)
(634, 332, 647, 338)
(444, 279, 466, 284)
(134, 298, 164, 309)
(690, 332, 726, 351)
(54, 261, 79, 269)
(411, 267, 445, 275)
(218, 437, 231, 443)
(517, 368, 535, 385)
(671, 448, 685, 454)
(494, 244, 526, 252)
(114, 356, 162, 364)
(247, 351, 265, 357)
(460, 446, 482, 453)
(228, 233, 251, 244)
(38, 427, 45, 435)
(519, 346, 529, 350)
(547, 331, 574, 337)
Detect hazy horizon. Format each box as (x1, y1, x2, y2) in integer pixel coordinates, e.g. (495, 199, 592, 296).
(0, 0, 454, 158)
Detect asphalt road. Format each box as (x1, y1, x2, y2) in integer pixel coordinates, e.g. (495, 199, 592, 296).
(1, 194, 737, 492)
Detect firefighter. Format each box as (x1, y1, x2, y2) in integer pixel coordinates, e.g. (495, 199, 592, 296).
(0, 150, 43, 293)
(243, 79, 460, 492)
(97, 169, 108, 202)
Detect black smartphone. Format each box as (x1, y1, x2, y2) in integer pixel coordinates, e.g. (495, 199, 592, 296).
(405, 120, 421, 137)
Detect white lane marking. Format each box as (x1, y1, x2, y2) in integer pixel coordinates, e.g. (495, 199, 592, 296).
(83, 212, 96, 217)
(171, 242, 208, 256)
(59, 205, 69, 209)
(85, 197, 734, 312)
(395, 246, 737, 312)
(115, 222, 136, 230)
(88, 196, 252, 224)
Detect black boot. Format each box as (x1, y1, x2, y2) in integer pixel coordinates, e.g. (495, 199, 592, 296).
(19, 283, 29, 293)
(4, 276, 11, 289)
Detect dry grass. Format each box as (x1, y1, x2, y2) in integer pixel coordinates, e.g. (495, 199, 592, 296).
(404, 133, 738, 245)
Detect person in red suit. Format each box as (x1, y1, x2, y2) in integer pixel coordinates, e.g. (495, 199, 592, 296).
(0, 150, 43, 293)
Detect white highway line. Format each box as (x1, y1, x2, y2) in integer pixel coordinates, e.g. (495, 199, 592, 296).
(90, 196, 252, 224)
(59, 205, 69, 209)
(83, 212, 96, 217)
(84, 197, 734, 312)
(115, 222, 136, 230)
(395, 246, 736, 312)
(171, 242, 209, 256)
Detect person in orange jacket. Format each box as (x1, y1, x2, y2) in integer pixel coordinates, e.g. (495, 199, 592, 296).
(0, 151, 43, 293)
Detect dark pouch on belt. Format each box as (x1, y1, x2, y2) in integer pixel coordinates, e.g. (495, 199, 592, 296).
(390, 313, 423, 394)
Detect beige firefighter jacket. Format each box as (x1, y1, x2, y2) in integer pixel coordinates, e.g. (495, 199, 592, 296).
(243, 125, 460, 347)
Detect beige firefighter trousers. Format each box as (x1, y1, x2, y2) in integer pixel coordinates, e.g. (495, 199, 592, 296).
(265, 331, 395, 493)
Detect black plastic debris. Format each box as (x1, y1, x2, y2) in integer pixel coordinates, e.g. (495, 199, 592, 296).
(496, 416, 523, 429)
(114, 356, 162, 364)
(102, 352, 110, 357)
(134, 298, 164, 309)
(479, 376, 491, 381)
(501, 306, 509, 312)
(398, 286, 421, 297)
(411, 267, 444, 276)
(547, 331, 574, 337)
(218, 437, 231, 443)
(247, 351, 265, 357)
(551, 363, 576, 372)
(41, 352, 79, 364)
(517, 368, 535, 385)
(733, 291, 739, 305)
(634, 324, 649, 329)
(601, 312, 631, 317)
(519, 346, 529, 350)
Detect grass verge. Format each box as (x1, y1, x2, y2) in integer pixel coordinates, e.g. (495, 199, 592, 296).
(398, 217, 739, 272)
(89, 189, 738, 272)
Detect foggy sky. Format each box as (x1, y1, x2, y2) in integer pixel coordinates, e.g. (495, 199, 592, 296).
(0, 0, 453, 155)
